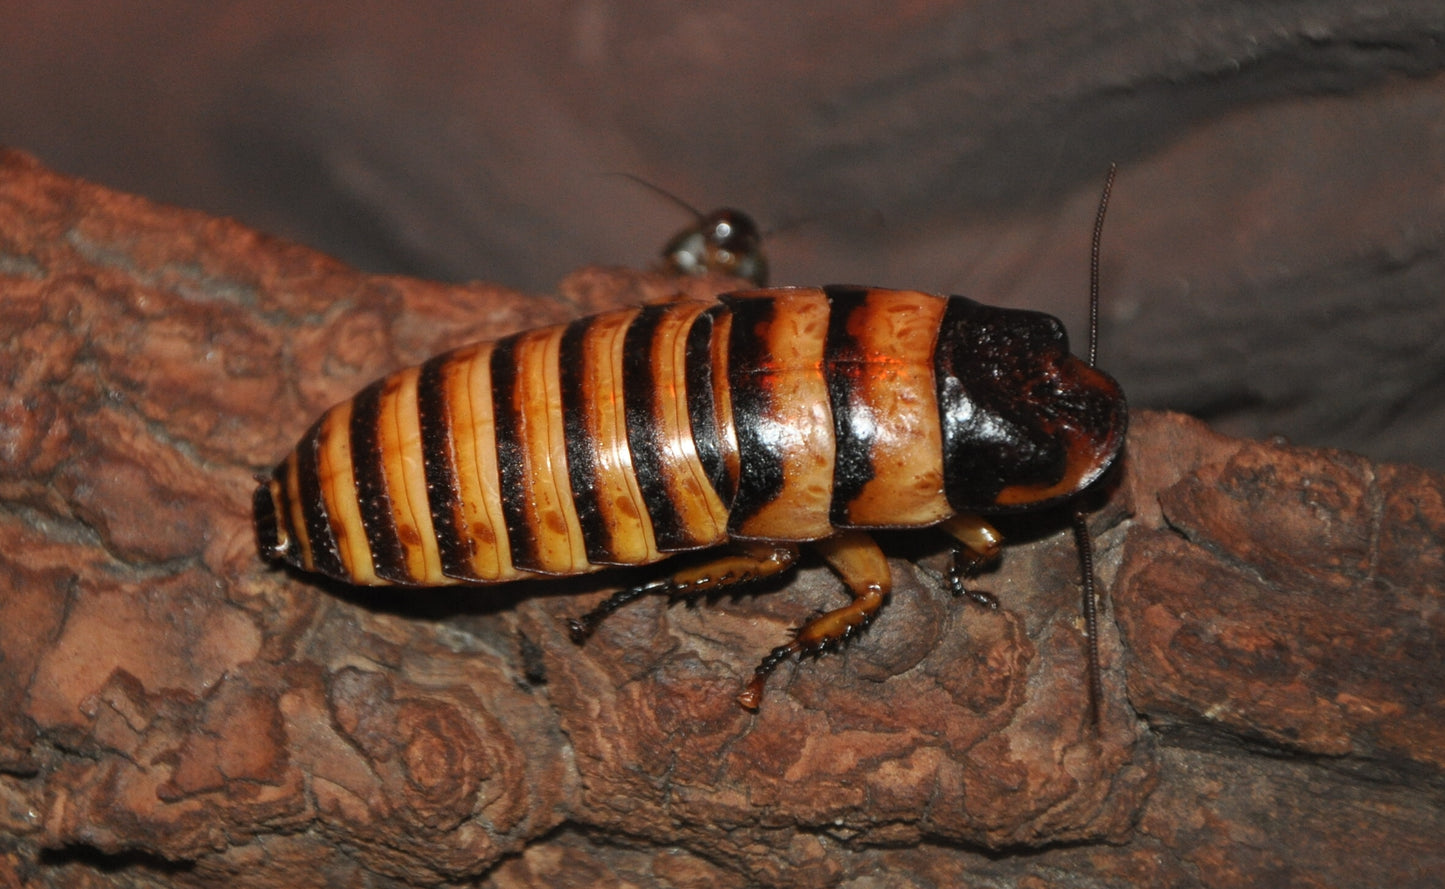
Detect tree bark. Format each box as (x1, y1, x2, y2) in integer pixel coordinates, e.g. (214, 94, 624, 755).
(1, 150, 1440, 888)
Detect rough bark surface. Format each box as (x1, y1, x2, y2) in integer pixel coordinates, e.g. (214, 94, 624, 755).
(1, 152, 1442, 888)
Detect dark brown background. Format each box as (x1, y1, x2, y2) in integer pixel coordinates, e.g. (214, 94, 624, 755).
(3, 1, 1444, 470)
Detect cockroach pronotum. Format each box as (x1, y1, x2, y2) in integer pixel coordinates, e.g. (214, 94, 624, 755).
(255, 168, 1125, 714)
(615, 173, 769, 286)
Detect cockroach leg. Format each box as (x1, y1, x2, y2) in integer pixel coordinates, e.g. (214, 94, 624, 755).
(565, 543, 798, 643)
(941, 514, 1002, 609)
(565, 578, 672, 642)
(666, 542, 800, 596)
(739, 531, 891, 710)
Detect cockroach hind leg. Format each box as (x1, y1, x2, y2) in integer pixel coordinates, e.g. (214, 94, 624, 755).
(565, 544, 798, 643)
(665, 543, 800, 598)
(564, 578, 673, 643)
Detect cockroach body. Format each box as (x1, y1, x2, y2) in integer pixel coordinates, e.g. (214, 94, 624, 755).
(613, 173, 769, 285)
(256, 172, 1125, 712)
(662, 207, 768, 286)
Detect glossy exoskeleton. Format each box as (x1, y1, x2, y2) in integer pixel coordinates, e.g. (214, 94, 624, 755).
(256, 174, 1125, 711)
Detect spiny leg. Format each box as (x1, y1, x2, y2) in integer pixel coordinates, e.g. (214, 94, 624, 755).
(739, 530, 891, 710)
(566, 543, 799, 643)
(941, 513, 1003, 610)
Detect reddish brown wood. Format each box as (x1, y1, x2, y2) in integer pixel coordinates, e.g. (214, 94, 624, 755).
(1, 151, 1441, 889)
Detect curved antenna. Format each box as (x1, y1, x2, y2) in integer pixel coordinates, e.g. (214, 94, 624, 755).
(609, 172, 705, 222)
(1077, 162, 1117, 729)
(1087, 163, 1117, 368)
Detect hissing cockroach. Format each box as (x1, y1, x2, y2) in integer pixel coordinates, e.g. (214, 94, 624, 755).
(255, 169, 1125, 712)
(661, 207, 767, 286)
(615, 173, 768, 286)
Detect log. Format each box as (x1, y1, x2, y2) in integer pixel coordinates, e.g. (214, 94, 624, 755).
(1, 150, 1440, 888)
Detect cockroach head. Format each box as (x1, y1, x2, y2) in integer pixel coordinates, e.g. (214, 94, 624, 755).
(934, 296, 1127, 513)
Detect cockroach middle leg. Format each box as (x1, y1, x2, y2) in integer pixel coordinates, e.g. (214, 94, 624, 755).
(738, 530, 891, 710)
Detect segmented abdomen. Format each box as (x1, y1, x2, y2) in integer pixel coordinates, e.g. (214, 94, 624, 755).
(256, 286, 957, 585)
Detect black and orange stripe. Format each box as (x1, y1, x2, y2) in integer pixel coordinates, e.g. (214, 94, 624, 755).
(256, 288, 1125, 586)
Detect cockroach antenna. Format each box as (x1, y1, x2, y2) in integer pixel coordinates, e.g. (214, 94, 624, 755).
(1074, 162, 1117, 729)
(610, 172, 708, 220)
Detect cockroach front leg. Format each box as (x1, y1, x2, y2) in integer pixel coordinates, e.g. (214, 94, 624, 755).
(739, 530, 892, 710)
(941, 514, 1002, 610)
(565, 543, 800, 642)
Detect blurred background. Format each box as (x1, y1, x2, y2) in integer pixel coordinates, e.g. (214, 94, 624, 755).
(2, 0, 1444, 470)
